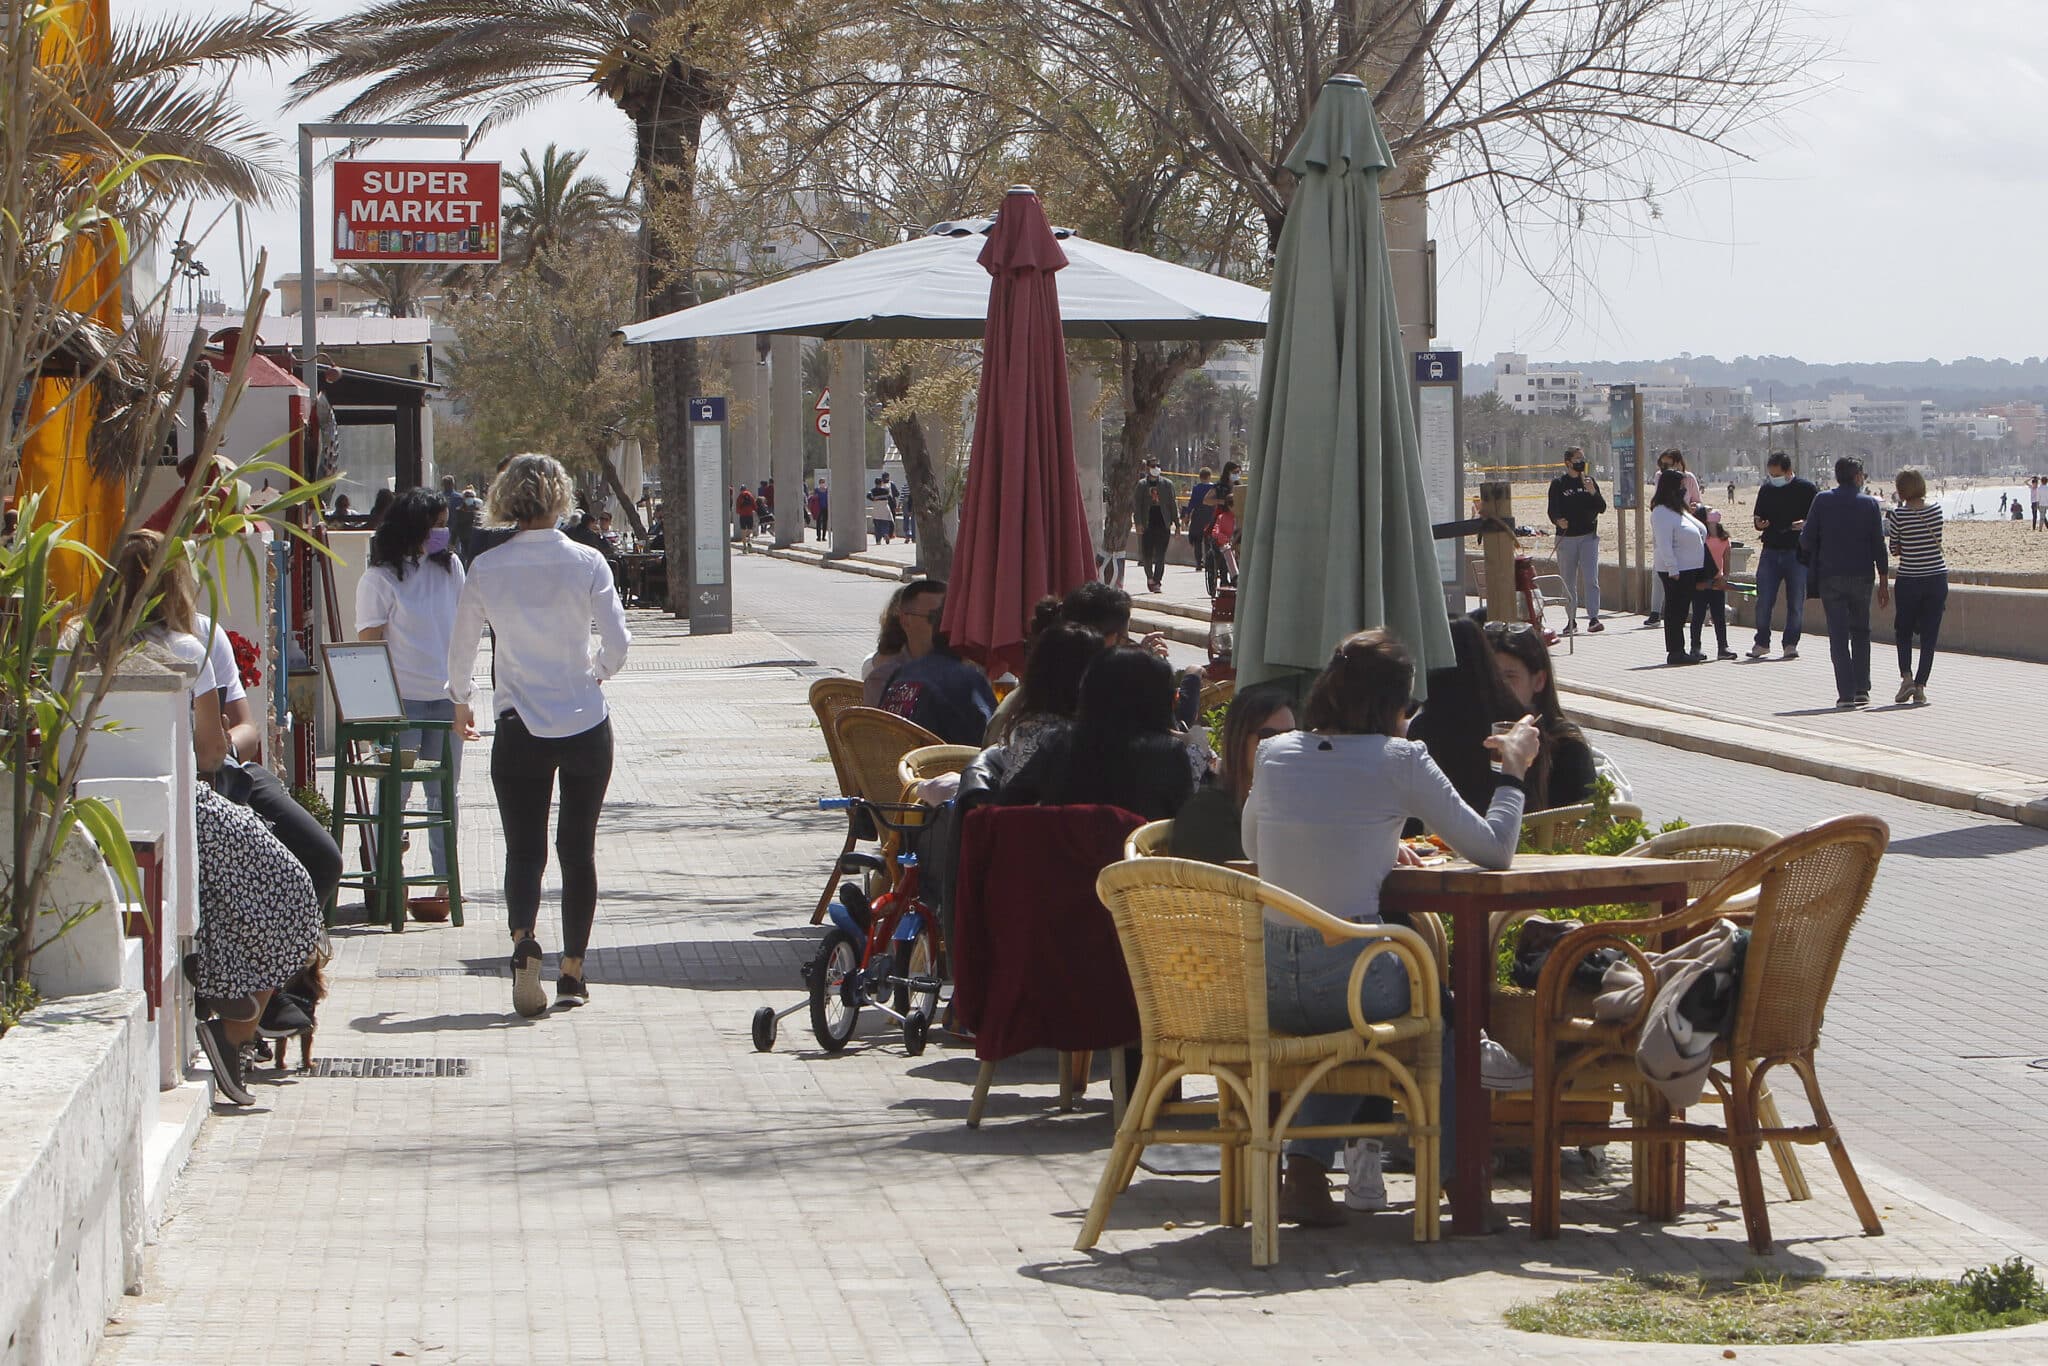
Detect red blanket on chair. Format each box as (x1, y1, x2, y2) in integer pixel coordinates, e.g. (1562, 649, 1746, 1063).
(951, 804, 1144, 1061)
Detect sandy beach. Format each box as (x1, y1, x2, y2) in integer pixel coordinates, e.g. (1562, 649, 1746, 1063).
(1502, 476, 2048, 577)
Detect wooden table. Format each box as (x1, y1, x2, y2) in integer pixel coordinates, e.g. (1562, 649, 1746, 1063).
(1382, 853, 1714, 1236)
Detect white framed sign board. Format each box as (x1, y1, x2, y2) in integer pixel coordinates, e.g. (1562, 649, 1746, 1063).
(688, 397, 733, 634)
(1412, 350, 1465, 611)
(321, 641, 406, 723)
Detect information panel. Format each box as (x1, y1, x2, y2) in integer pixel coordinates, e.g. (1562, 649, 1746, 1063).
(1610, 384, 1639, 510)
(1413, 350, 1463, 588)
(687, 397, 733, 633)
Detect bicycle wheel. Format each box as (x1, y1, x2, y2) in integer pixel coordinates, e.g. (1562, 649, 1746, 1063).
(890, 922, 942, 1019)
(808, 927, 863, 1052)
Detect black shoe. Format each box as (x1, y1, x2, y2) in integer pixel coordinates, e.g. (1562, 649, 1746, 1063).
(197, 1017, 255, 1106)
(1644, 613, 1662, 627)
(1586, 619, 1604, 633)
(511, 937, 547, 1018)
(1666, 652, 1697, 666)
(556, 975, 589, 1009)
(1853, 692, 1870, 706)
(1688, 652, 1708, 664)
(255, 993, 313, 1039)
(1718, 649, 1738, 660)
(1835, 696, 1856, 710)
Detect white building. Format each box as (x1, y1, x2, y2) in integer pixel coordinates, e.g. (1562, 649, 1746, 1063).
(1848, 399, 1933, 438)
(1202, 342, 1261, 397)
(1930, 411, 2009, 442)
(1492, 351, 1585, 414)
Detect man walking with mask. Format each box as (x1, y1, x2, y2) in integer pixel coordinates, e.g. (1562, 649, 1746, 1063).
(1748, 451, 1819, 660)
(1547, 447, 1606, 634)
(1801, 456, 1890, 707)
(1134, 458, 1180, 595)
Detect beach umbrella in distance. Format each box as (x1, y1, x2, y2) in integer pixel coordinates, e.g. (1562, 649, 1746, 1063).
(1232, 73, 1454, 695)
(941, 187, 1098, 675)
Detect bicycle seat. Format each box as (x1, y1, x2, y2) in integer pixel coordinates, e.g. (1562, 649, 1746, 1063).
(838, 852, 888, 875)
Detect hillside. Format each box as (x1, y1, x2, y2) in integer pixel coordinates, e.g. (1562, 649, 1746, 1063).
(1464, 354, 2048, 407)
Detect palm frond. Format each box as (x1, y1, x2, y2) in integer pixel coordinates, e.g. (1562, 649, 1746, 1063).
(99, 11, 308, 87)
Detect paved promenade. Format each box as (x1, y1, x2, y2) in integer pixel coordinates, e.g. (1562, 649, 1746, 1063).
(97, 558, 2048, 1364)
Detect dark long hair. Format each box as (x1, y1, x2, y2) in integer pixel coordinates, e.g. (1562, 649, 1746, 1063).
(368, 488, 453, 581)
(1486, 619, 1587, 808)
(874, 586, 909, 656)
(1217, 681, 1295, 805)
(998, 622, 1103, 741)
(1651, 468, 1690, 514)
(1414, 617, 1523, 810)
(1303, 630, 1412, 735)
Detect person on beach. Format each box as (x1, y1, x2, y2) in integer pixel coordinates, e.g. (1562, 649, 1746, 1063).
(1649, 469, 1708, 666)
(1886, 468, 1947, 705)
(1800, 456, 1889, 709)
(1692, 510, 1736, 661)
(1748, 451, 1816, 660)
(1644, 450, 1702, 628)
(449, 454, 633, 1018)
(1546, 447, 1606, 634)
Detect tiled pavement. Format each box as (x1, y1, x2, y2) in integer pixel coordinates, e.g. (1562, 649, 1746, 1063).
(97, 562, 2048, 1363)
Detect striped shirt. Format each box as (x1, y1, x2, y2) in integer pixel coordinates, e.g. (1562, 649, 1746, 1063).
(1885, 502, 1947, 578)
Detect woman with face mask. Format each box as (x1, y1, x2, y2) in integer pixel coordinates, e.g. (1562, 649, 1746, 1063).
(357, 486, 469, 904)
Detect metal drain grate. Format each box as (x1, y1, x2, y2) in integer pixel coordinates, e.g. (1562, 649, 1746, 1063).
(311, 1057, 473, 1079)
(376, 965, 506, 978)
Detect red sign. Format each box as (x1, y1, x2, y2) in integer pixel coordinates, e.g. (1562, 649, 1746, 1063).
(333, 160, 501, 262)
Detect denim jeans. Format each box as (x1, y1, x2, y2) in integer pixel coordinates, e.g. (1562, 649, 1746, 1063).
(1555, 532, 1601, 624)
(1893, 573, 1949, 686)
(1818, 574, 1875, 699)
(1752, 548, 1806, 650)
(1266, 922, 1455, 1166)
(398, 697, 462, 881)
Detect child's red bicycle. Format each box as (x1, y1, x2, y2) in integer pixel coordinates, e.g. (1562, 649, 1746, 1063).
(752, 796, 946, 1056)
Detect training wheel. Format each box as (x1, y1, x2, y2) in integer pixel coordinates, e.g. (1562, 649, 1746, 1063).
(751, 1006, 778, 1053)
(902, 1008, 930, 1057)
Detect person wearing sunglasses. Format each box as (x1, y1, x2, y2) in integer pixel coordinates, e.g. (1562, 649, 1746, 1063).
(877, 578, 996, 745)
(1168, 681, 1297, 864)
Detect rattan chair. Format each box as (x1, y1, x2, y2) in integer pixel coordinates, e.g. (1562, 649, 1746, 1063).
(1124, 819, 1175, 859)
(1520, 801, 1645, 854)
(1083, 858, 1443, 1265)
(808, 677, 868, 923)
(1519, 814, 1889, 1249)
(897, 744, 981, 799)
(819, 707, 941, 904)
(1197, 678, 1235, 716)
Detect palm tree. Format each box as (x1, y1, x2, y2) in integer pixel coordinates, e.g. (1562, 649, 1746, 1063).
(501, 145, 628, 265)
(291, 1, 740, 615)
(338, 263, 445, 319)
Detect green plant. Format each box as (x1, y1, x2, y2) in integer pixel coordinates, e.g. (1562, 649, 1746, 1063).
(0, 977, 36, 1036)
(1957, 1258, 2048, 1316)
(291, 784, 333, 830)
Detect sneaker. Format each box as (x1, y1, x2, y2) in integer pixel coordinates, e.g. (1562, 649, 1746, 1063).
(556, 975, 589, 1010)
(1480, 1035, 1533, 1091)
(1835, 696, 1855, 710)
(1747, 643, 1770, 659)
(1561, 622, 1577, 637)
(1913, 685, 1928, 705)
(511, 937, 547, 1018)
(1343, 1139, 1389, 1211)
(197, 1017, 255, 1106)
(1894, 676, 1916, 704)
(1279, 1157, 1346, 1227)
(1585, 619, 1604, 634)
(1853, 692, 1870, 706)
(1782, 646, 1799, 660)
(1717, 649, 1738, 661)
(1644, 613, 1662, 627)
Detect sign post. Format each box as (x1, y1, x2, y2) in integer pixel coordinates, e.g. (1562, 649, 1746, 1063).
(1608, 384, 1641, 611)
(815, 387, 831, 438)
(1412, 350, 1464, 614)
(688, 397, 734, 635)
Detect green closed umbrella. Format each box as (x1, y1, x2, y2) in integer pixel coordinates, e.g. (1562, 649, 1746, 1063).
(1234, 73, 1453, 696)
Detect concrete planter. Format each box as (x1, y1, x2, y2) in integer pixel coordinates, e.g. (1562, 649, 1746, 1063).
(0, 988, 152, 1366)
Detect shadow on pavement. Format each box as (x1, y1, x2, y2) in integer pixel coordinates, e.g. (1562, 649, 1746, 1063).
(1887, 825, 2048, 858)
(348, 1009, 536, 1033)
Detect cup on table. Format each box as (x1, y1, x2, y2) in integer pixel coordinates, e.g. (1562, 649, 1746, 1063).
(1488, 721, 1514, 773)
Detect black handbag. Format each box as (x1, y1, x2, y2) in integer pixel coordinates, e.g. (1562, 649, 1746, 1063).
(1510, 915, 1624, 991)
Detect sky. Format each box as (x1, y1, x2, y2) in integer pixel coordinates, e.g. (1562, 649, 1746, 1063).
(158, 0, 2046, 366)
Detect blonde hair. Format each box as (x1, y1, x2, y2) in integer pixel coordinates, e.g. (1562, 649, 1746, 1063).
(1895, 467, 1927, 501)
(486, 453, 574, 527)
(109, 529, 195, 635)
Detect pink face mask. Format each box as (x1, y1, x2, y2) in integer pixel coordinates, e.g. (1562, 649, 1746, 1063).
(424, 526, 451, 555)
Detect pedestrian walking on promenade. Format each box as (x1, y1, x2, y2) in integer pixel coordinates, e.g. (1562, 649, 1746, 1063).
(1748, 451, 1816, 660)
(867, 479, 896, 544)
(1800, 455, 1890, 709)
(1134, 457, 1180, 594)
(1649, 469, 1708, 666)
(1691, 510, 1736, 660)
(734, 484, 758, 550)
(449, 454, 634, 1018)
(1643, 450, 1701, 627)
(1886, 467, 1948, 705)
(1546, 447, 1606, 634)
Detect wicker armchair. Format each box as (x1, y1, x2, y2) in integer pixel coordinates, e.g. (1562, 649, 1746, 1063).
(897, 744, 982, 798)
(1124, 819, 1175, 859)
(1519, 814, 1889, 1250)
(807, 677, 868, 922)
(1197, 678, 1235, 716)
(1520, 801, 1645, 854)
(819, 707, 942, 908)
(1083, 859, 1443, 1265)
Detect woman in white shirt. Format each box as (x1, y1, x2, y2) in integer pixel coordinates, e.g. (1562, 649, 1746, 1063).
(356, 488, 467, 901)
(1242, 630, 1539, 1225)
(1649, 468, 1709, 666)
(449, 455, 633, 1018)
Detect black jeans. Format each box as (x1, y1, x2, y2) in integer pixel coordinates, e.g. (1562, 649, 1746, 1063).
(491, 713, 614, 959)
(1658, 569, 1699, 660)
(1893, 573, 1949, 686)
(1689, 587, 1728, 654)
(1140, 520, 1171, 586)
(1818, 574, 1875, 700)
(223, 759, 343, 912)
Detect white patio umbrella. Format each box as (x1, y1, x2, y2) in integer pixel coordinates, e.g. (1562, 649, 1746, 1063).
(619, 219, 1268, 343)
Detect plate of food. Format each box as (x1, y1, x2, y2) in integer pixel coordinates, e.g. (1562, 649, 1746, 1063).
(1400, 834, 1452, 866)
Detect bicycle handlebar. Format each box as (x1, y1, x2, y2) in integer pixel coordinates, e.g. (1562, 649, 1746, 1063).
(818, 794, 933, 834)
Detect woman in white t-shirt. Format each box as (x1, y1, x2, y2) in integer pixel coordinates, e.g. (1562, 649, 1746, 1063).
(355, 487, 467, 899)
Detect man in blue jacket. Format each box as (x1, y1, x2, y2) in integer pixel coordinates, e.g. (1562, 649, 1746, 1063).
(1799, 456, 1890, 708)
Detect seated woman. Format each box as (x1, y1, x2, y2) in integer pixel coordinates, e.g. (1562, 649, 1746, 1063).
(1168, 681, 1295, 864)
(1405, 615, 1525, 814)
(1484, 620, 1598, 811)
(1243, 629, 1538, 1226)
(986, 621, 1103, 770)
(999, 646, 1195, 821)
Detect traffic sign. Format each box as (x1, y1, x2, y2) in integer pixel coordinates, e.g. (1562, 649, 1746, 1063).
(815, 411, 831, 437)
(815, 388, 830, 412)
(334, 160, 501, 262)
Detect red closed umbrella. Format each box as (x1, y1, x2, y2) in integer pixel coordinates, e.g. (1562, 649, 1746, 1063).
(941, 187, 1098, 675)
